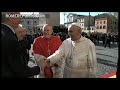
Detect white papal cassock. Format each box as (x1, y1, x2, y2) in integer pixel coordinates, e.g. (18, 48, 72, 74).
(47, 36, 97, 78)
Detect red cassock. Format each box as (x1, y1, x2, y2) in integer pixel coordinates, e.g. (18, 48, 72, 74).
(33, 36, 62, 78)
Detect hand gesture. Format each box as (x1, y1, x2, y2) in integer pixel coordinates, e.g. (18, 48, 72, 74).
(36, 59, 47, 70)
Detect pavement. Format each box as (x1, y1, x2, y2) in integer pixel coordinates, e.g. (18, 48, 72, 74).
(95, 41, 118, 78)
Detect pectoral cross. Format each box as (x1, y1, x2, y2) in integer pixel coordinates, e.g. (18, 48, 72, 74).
(47, 49, 51, 55)
(47, 41, 51, 55)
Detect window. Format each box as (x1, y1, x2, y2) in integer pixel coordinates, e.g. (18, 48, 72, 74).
(81, 19, 84, 22)
(70, 16, 73, 22)
(100, 26, 102, 29)
(77, 19, 80, 22)
(103, 26, 106, 29)
(34, 21, 37, 23)
(68, 16, 73, 22)
(81, 19, 82, 22)
(97, 21, 99, 24)
(104, 21, 106, 24)
(100, 21, 102, 24)
(96, 26, 99, 29)
(27, 21, 30, 25)
(68, 18, 70, 22)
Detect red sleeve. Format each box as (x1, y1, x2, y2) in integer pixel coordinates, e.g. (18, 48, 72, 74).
(32, 38, 42, 55)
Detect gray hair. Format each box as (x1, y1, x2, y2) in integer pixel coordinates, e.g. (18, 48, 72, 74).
(42, 24, 52, 32)
(18, 24, 26, 30)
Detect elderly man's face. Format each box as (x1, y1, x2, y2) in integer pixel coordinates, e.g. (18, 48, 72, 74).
(68, 25, 81, 41)
(43, 25, 53, 38)
(15, 26, 26, 41)
(11, 18, 21, 29)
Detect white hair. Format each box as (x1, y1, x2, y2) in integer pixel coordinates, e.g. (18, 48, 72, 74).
(18, 24, 25, 30)
(42, 24, 52, 32)
(42, 24, 48, 31)
(68, 23, 81, 29)
(19, 24, 23, 27)
(68, 23, 82, 32)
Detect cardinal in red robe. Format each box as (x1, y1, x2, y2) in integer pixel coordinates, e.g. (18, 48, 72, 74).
(32, 24, 62, 78)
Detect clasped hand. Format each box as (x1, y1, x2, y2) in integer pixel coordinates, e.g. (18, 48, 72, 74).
(36, 58, 49, 70)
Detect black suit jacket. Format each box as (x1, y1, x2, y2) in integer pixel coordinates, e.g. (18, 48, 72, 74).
(19, 39, 30, 64)
(1, 24, 40, 78)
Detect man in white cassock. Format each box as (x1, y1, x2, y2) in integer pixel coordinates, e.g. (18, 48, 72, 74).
(38, 23, 97, 78)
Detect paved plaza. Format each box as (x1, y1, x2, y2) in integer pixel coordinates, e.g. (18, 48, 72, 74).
(96, 42, 118, 78)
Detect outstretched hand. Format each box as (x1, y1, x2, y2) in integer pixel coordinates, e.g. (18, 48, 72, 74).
(36, 59, 47, 70)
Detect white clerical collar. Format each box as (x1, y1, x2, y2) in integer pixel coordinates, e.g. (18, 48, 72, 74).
(2, 23, 16, 34)
(74, 36, 84, 43)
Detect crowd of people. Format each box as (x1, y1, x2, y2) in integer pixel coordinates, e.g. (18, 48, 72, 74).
(81, 32, 118, 48)
(28, 27, 118, 49)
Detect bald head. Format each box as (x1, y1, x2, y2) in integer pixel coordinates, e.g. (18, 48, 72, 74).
(42, 24, 53, 38)
(42, 24, 52, 31)
(68, 23, 82, 41)
(68, 23, 82, 33)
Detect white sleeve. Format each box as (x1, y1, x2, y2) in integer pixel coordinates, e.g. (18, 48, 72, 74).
(87, 42, 97, 78)
(47, 43, 65, 67)
(34, 54, 46, 61)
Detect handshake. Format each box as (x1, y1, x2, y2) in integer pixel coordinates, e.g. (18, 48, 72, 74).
(36, 58, 50, 70)
(34, 54, 53, 78)
(34, 54, 50, 70)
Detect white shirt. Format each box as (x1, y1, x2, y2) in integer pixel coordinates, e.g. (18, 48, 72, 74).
(47, 36, 97, 78)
